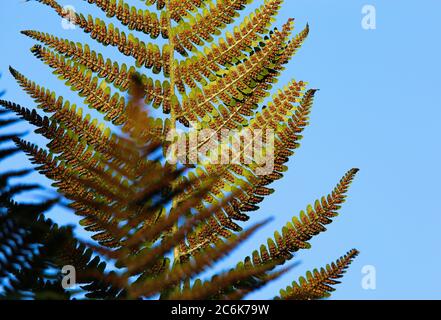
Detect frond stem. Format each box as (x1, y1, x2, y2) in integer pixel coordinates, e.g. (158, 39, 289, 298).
(165, 0, 180, 263)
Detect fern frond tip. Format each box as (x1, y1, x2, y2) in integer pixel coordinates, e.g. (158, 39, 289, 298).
(276, 248, 359, 300)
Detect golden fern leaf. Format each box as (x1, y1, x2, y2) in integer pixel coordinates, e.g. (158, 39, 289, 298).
(182, 87, 315, 246)
(230, 89, 316, 210)
(3, 0, 362, 300)
(10, 118, 163, 247)
(246, 169, 359, 268)
(168, 0, 209, 22)
(182, 168, 359, 299)
(21, 30, 136, 91)
(178, 20, 295, 125)
(20, 33, 181, 116)
(0, 99, 146, 178)
(276, 249, 359, 300)
(127, 220, 266, 298)
(13, 137, 147, 248)
(175, 0, 283, 90)
(10, 58, 128, 126)
(36, 0, 167, 72)
(171, 0, 253, 55)
(169, 258, 285, 300)
(85, 0, 168, 38)
(0, 101, 143, 182)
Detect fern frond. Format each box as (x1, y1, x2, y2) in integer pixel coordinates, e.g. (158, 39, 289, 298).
(0, 100, 140, 176)
(276, 249, 359, 300)
(128, 220, 266, 298)
(179, 19, 294, 124)
(3, 0, 362, 300)
(84, 0, 168, 38)
(36, 0, 167, 72)
(168, 0, 208, 22)
(124, 188, 238, 275)
(11, 53, 128, 126)
(27, 43, 175, 116)
(21, 30, 133, 91)
(183, 87, 315, 241)
(231, 88, 316, 210)
(171, 0, 253, 55)
(11, 137, 123, 247)
(169, 258, 282, 300)
(248, 168, 359, 268)
(175, 0, 283, 90)
(54, 240, 126, 299)
(0, 205, 120, 299)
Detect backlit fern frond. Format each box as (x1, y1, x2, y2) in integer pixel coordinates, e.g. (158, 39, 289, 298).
(170, 261, 285, 300)
(178, 19, 295, 125)
(10, 64, 128, 126)
(127, 220, 267, 298)
(276, 249, 359, 300)
(175, 0, 284, 90)
(21, 30, 135, 91)
(85, 0, 168, 38)
(168, 0, 208, 22)
(1, 0, 362, 300)
(37, 0, 168, 72)
(171, 0, 253, 55)
(245, 169, 359, 268)
(179, 88, 316, 247)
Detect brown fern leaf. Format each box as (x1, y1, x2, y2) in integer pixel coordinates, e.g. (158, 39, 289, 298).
(21, 30, 134, 91)
(35, 0, 167, 73)
(18, 47, 128, 125)
(84, 0, 168, 38)
(169, 258, 282, 300)
(184, 87, 314, 241)
(171, 0, 253, 56)
(127, 220, 266, 298)
(0, 99, 147, 178)
(179, 19, 295, 125)
(0, 100, 143, 181)
(280, 22, 310, 65)
(195, 23, 309, 133)
(276, 249, 359, 300)
(10, 135, 154, 248)
(168, 0, 208, 22)
(13, 137, 155, 248)
(21, 32, 178, 114)
(232, 88, 316, 213)
(248, 168, 359, 268)
(123, 188, 238, 276)
(4, 0, 362, 300)
(175, 0, 283, 90)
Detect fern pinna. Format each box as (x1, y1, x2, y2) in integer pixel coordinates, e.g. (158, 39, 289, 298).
(0, 0, 360, 299)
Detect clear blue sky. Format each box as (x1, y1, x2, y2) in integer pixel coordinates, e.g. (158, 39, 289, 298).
(1, 0, 440, 299)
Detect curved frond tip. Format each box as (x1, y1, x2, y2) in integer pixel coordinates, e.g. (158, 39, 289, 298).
(276, 249, 360, 300)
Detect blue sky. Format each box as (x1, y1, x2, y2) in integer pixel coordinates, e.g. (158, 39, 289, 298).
(1, 0, 440, 299)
